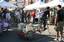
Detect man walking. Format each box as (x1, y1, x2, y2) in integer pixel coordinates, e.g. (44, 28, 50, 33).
(41, 7, 50, 30)
(55, 5, 64, 41)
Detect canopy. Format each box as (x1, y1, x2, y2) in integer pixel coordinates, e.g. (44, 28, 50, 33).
(0, 1, 17, 9)
(23, 2, 44, 10)
(24, 0, 64, 10)
(39, 0, 62, 8)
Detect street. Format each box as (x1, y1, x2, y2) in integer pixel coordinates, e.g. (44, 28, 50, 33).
(0, 24, 64, 42)
(0, 31, 54, 42)
(0, 0, 64, 42)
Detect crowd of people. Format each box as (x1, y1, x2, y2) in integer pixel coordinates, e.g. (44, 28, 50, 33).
(0, 4, 64, 41)
(25, 5, 64, 41)
(0, 8, 24, 32)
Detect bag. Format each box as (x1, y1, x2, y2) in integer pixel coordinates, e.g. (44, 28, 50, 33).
(17, 32, 26, 38)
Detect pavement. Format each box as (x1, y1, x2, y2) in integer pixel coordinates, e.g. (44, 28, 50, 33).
(0, 31, 55, 42)
(41, 25, 56, 35)
(0, 31, 29, 42)
(0, 23, 64, 42)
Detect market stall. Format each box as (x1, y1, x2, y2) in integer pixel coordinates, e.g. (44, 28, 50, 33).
(23, 2, 44, 10)
(24, 0, 64, 10)
(39, 0, 62, 8)
(0, 1, 17, 10)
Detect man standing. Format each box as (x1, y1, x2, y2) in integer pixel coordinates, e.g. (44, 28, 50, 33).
(55, 5, 64, 41)
(31, 10, 36, 23)
(15, 10, 21, 23)
(21, 9, 25, 23)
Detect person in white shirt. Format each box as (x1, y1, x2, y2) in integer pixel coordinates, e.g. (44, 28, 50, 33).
(15, 10, 21, 23)
(6, 11, 11, 21)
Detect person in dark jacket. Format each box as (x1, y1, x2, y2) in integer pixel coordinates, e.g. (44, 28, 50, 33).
(41, 7, 50, 31)
(2, 8, 8, 19)
(0, 8, 3, 19)
(54, 5, 64, 41)
(21, 9, 25, 23)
